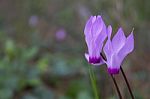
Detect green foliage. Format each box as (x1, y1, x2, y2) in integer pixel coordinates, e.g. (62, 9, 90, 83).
(0, 37, 92, 99)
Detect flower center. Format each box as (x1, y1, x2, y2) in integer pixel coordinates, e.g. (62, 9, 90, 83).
(107, 68, 119, 74)
(89, 57, 101, 64)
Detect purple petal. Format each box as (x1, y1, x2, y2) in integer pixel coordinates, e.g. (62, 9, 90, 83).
(103, 39, 113, 64)
(89, 57, 101, 64)
(94, 22, 107, 51)
(98, 19, 107, 42)
(85, 53, 105, 65)
(92, 62, 104, 66)
(92, 16, 96, 23)
(112, 28, 126, 52)
(85, 53, 89, 62)
(91, 16, 107, 57)
(90, 56, 105, 66)
(92, 45, 101, 58)
(84, 16, 94, 54)
(85, 36, 93, 55)
(91, 58, 105, 66)
(111, 53, 121, 69)
(104, 41, 121, 70)
(107, 68, 119, 74)
(94, 17, 107, 41)
(107, 25, 112, 38)
(91, 16, 103, 37)
(84, 16, 93, 36)
(118, 31, 134, 61)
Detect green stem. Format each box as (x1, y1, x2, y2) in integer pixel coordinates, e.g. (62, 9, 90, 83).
(88, 66, 99, 99)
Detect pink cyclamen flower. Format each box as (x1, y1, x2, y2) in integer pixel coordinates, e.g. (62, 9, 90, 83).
(29, 15, 39, 27)
(55, 28, 67, 41)
(104, 25, 134, 74)
(84, 15, 107, 65)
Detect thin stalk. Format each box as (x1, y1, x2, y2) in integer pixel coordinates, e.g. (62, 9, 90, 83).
(110, 74, 122, 99)
(120, 67, 134, 99)
(89, 66, 99, 99)
(100, 53, 122, 98)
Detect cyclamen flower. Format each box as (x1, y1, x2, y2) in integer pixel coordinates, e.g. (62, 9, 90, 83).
(84, 15, 107, 65)
(55, 28, 67, 41)
(29, 15, 39, 27)
(104, 26, 134, 74)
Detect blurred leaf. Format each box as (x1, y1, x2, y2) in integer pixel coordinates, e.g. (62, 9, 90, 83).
(22, 94, 37, 99)
(26, 68, 41, 86)
(33, 86, 55, 99)
(22, 47, 38, 61)
(0, 89, 13, 99)
(5, 39, 17, 60)
(77, 91, 92, 99)
(37, 57, 49, 72)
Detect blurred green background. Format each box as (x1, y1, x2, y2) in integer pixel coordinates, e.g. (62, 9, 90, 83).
(0, 0, 149, 99)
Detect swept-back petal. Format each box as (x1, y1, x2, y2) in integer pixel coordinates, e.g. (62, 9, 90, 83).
(85, 53, 89, 61)
(84, 16, 94, 53)
(103, 39, 113, 63)
(84, 16, 93, 36)
(91, 16, 103, 36)
(118, 31, 134, 61)
(111, 53, 121, 69)
(107, 53, 120, 73)
(112, 28, 126, 52)
(87, 38, 93, 56)
(90, 17, 107, 58)
(103, 25, 112, 61)
(107, 25, 112, 38)
(95, 21, 107, 51)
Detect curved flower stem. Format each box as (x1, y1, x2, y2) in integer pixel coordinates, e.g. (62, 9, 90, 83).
(88, 66, 99, 99)
(120, 67, 134, 99)
(100, 53, 122, 98)
(110, 74, 122, 99)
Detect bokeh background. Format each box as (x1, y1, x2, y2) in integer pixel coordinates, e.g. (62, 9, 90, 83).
(0, 0, 150, 99)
